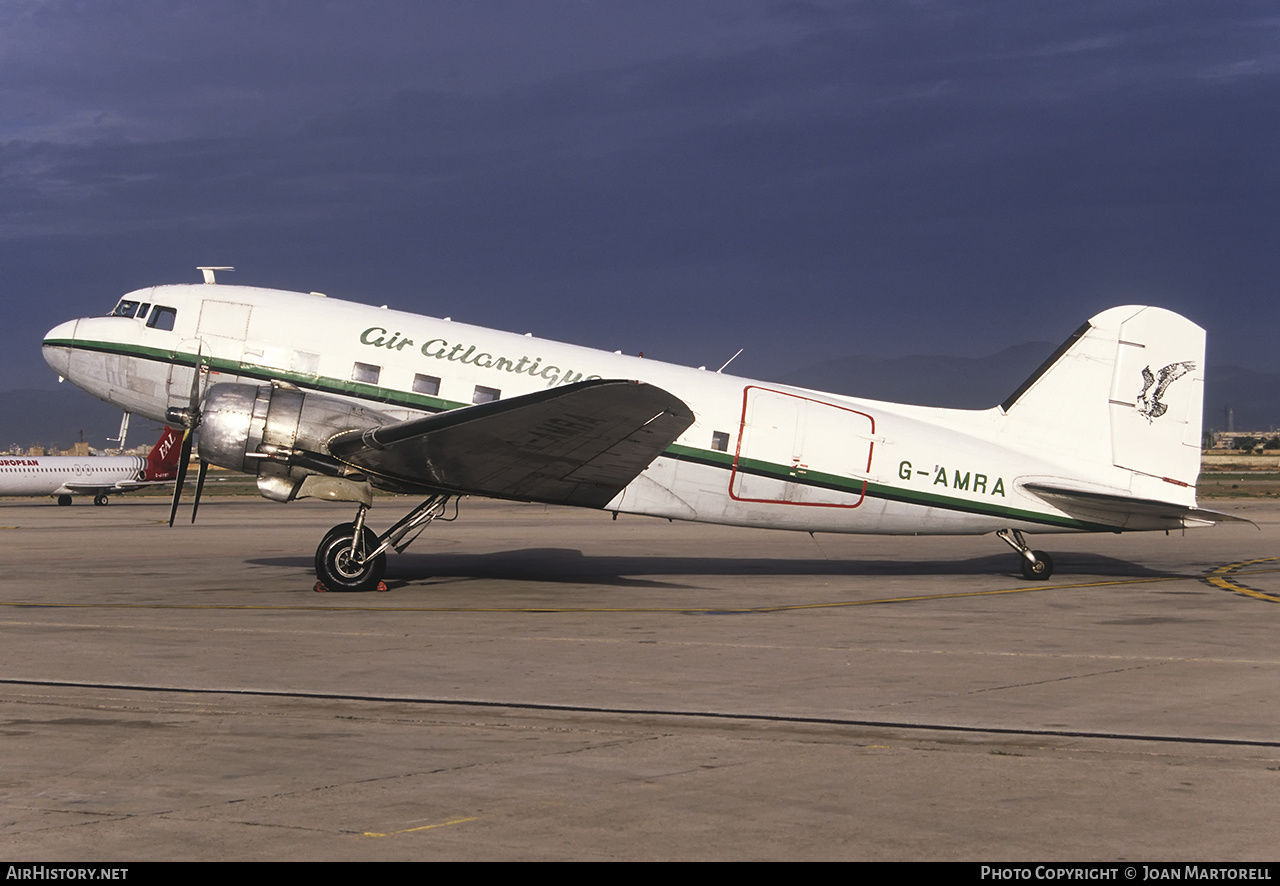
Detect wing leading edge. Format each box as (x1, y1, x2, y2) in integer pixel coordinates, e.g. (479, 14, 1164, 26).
(328, 379, 695, 508)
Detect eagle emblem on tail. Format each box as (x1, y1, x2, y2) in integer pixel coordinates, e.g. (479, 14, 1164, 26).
(1137, 361, 1196, 421)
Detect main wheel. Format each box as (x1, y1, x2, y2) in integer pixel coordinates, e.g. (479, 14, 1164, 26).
(1019, 550, 1054, 581)
(57, 495, 72, 506)
(94, 494, 109, 506)
(314, 523, 378, 574)
(315, 523, 385, 592)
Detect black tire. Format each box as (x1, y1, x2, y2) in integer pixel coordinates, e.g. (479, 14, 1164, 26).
(1020, 550, 1054, 581)
(313, 523, 376, 573)
(94, 494, 109, 506)
(315, 523, 385, 592)
(57, 495, 72, 506)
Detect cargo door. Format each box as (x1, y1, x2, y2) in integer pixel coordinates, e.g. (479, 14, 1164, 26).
(729, 386, 875, 508)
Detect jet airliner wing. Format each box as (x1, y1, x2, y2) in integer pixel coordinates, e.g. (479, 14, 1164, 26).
(327, 379, 695, 508)
(63, 479, 172, 494)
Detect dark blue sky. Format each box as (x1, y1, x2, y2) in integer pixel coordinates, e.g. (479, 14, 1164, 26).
(3, 1, 1276, 389)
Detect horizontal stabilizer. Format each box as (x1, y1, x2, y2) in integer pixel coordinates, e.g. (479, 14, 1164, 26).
(328, 379, 695, 508)
(1024, 483, 1253, 531)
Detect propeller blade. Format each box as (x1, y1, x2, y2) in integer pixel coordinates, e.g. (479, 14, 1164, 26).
(191, 458, 209, 524)
(168, 428, 194, 527)
(166, 342, 207, 528)
(188, 343, 205, 403)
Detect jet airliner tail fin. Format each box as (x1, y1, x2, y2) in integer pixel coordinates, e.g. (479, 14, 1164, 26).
(143, 426, 184, 481)
(1000, 306, 1205, 500)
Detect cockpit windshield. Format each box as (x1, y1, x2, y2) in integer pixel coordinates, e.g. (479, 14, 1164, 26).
(110, 299, 176, 330)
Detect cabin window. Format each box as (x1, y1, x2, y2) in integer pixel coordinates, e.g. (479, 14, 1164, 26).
(291, 351, 320, 376)
(351, 362, 381, 385)
(473, 385, 501, 405)
(137, 303, 151, 320)
(413, 374, 441, 397)
(711, 431, 730, 452)
(146, 306, 177, 331)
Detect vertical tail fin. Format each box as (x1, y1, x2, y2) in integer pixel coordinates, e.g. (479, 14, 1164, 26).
(1001, 306, 1205, 497)
(143, 426, 184, 480)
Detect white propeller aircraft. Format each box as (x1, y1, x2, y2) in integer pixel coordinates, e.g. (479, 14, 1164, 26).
(42, 269, 1237, 590)
(0, 426, 182, 506)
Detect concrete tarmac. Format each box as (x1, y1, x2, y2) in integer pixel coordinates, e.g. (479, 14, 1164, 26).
(0, 495, 1276, 861)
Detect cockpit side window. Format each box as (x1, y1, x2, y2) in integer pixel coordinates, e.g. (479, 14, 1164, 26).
(111, 300, 140, 318)
(146, 306, 177, 331)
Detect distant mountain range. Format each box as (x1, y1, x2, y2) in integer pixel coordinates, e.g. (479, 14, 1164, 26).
(4, 344, 1276, 450)
(777, 343, 1054, 411)
(778, 344, 1280, 433)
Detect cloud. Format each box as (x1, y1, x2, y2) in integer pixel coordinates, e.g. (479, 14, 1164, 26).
(3, 2, 1278, 388)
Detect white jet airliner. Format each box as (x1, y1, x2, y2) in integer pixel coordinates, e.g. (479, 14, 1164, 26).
(42, 270, 1238, 590)
(0, 426, 182, 506)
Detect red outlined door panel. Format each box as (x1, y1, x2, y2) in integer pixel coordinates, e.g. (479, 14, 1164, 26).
(729, 386, 875, 508)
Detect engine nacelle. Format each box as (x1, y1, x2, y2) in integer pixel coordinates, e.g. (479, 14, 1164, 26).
(198, 382, 395, 502)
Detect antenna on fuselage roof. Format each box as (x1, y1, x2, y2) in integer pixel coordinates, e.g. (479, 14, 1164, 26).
(716, 348, 744, 373)
(197, 266, 234, 284)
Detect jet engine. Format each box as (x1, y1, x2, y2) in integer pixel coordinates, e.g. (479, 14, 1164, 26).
(196, 382, 396, 503)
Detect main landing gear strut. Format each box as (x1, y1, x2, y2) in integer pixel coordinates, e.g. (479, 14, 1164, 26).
(314, 494, 455, 592)
(996, 528, 1054, 580)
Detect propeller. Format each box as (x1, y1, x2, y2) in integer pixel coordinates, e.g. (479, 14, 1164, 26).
(191, 457, 209, 524)
(165, 345, 209, 526)
(166, 425, 195, 527)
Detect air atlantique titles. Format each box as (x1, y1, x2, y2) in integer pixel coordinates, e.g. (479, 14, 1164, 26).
(360, 327, 601, 388)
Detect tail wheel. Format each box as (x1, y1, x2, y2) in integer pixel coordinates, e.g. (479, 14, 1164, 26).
(1020, 550, 1054, 581)
(315, 523, 385, 592)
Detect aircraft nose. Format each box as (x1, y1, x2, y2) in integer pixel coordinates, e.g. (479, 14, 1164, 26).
(42, 319, 79, 378)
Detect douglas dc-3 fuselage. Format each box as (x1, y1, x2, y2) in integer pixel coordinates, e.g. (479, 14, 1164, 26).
(42, 271, 1236, 590)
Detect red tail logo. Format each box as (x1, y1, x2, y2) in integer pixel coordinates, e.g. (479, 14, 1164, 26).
(143, 427, 183, 480)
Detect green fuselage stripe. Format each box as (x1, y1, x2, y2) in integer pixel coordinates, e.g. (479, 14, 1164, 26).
(46, 338, 1107, 531)
(662, 444, 1106, 530)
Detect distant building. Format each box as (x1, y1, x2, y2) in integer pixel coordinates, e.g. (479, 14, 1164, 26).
(1210, 431, 1280, 451)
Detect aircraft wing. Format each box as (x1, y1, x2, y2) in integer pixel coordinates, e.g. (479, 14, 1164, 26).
(327, 379, 695, 508)
(64, 480, 172, 493)
(1023, 483, 1255, 530)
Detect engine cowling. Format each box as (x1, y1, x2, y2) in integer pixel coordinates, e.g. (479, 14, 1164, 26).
(198, 382, 396, 502)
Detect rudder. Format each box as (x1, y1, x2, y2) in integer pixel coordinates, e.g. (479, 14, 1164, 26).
(144, 426, 183, 480)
